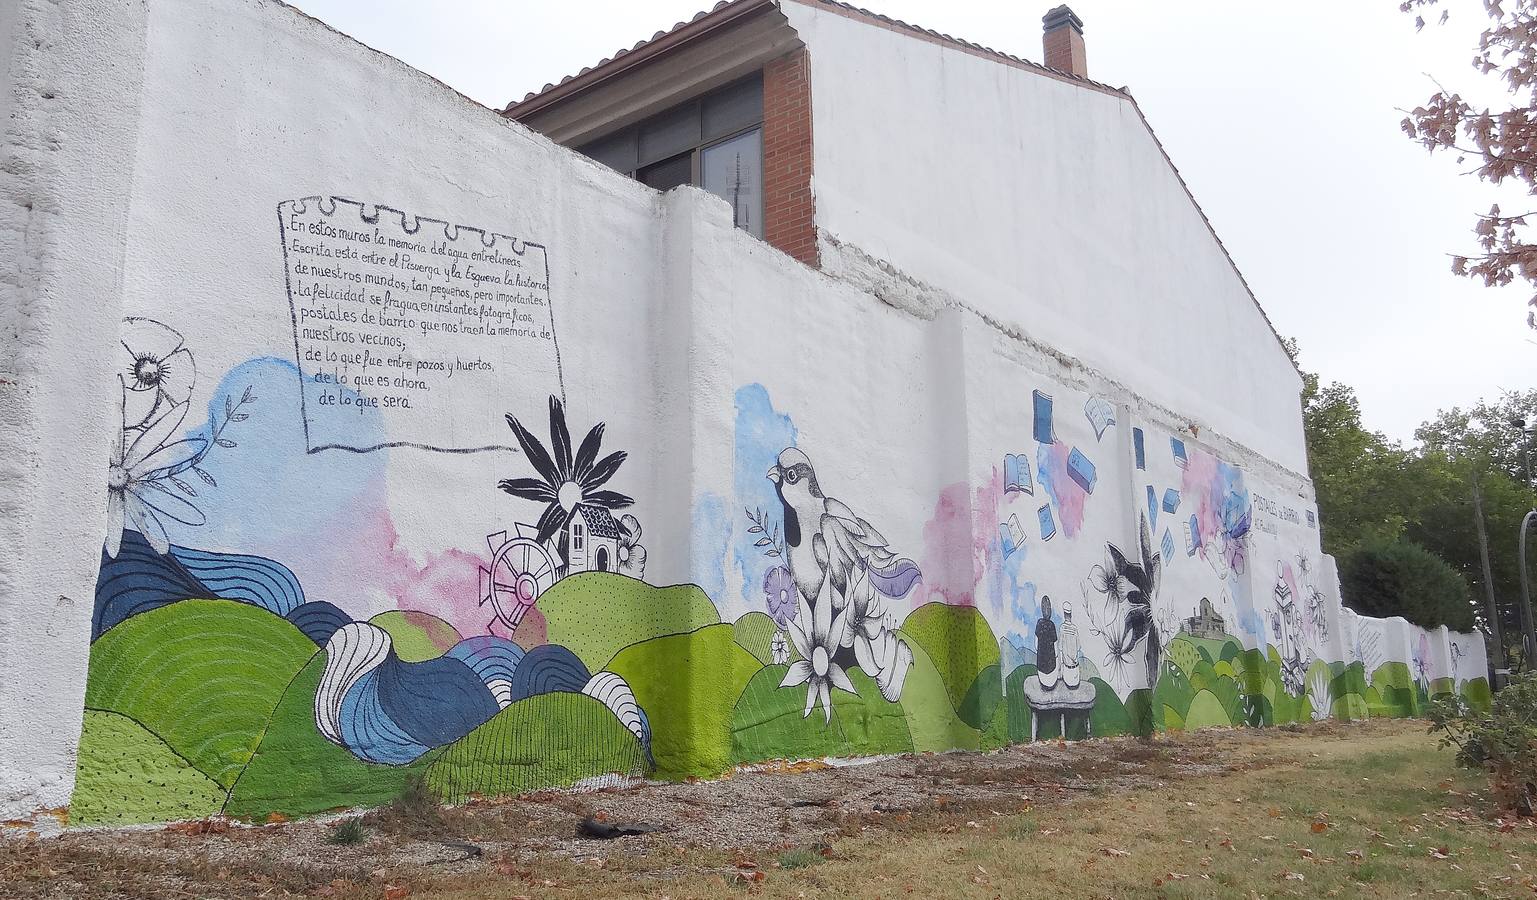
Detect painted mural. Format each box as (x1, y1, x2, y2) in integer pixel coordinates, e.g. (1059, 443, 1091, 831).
(71, 199, 1491, 827)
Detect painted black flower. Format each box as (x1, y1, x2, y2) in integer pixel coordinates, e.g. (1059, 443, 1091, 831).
(499, 395, 633, 560)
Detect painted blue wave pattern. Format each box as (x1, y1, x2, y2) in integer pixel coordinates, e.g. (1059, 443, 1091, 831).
(93, 530, 208, 639)
(338, 667, 432, 765)
(445, 635, 526, 707)
(99, 533, 653, 770)
(94, 530, 307, 639)
(286, 600, 352, 645)
(376, 654, 500, 749)
(508, 644, 591, 703)
(169, 545, 304, 615)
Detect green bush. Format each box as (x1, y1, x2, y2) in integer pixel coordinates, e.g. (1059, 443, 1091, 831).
(1428, 672, 1537, 816)
(1341, 538, 1475, 632)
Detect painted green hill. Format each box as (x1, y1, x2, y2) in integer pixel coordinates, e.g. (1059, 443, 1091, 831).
(83, 599, 317, 789)
(895, 633, 980, 753)
(732, 611, 779, 666)
(730, 665, 911, 764)
(539, 573, 720, 671)
(901, 603, 1000, 712)
(70, 709, 226, 826)
(368, 610, 461, 661)
(225, 653, 437, 819)
(425, 692, 644, 803)
(606, 623, 761, 779)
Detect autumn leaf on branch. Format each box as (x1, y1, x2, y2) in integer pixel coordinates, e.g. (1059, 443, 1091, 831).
(1401, 0, 1537, 328)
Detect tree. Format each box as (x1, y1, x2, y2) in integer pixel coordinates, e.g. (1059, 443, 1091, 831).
(1341, 538, 1477, 632)
(1401, 0, 1537, 330)
(1290, 341, 1534, 652)
(1285, 339, 1413, 557)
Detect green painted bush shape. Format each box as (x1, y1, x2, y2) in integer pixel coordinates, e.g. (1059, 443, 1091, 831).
(732, 611, 779, 666)
(1208, 674, 1244, 724)
(1183, 690, 1232, 730)
(896, 632, 980, 752)
(1371, 661, 1415, 693)
(1088, 678, 1134, 737)
(606, 624, 760, 780)
(1123, 688, 1156, 735)
(900, 603, 1000, 712)
(70, 710, 226, 827)
(1234, 648, 1269, 696)
(1152, 663, 1195, 730)
(957, 664, 1003, 730)
(226, 653, 439, 819)
(1003, 664, 1037, 744)
(1330, 662, 1369, 701)
(425, 692, 644, 803)
(730, 665, 911, 764)
(839, 669, 915, 755)
(84, 599, 317, 789)
(540, 573, 720, 671)
(367, 610, 460, 662)
(980, 696, 1010, 750)
(1189, 659, 1219, 694)
(1331, 693, 1370, 721)
(1461, 677, 1493, 712)
(1166, 637, 1203, 677)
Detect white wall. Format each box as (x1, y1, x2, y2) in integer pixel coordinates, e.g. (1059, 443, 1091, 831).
(781, 1, 1307, 474)
(1, 0, 149, 819)
(0, 0, 1484, 823)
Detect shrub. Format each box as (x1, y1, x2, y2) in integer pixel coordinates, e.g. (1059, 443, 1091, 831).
(1341, 538, 1475, 632)
(327, 817, 367, 845)
(1428, 672, 1537, 816)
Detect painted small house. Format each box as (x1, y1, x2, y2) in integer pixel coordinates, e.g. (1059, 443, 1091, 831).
(567, 504, 622, 573)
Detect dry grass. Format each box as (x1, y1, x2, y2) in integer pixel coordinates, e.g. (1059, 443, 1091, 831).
(4, 719, 1534, 899)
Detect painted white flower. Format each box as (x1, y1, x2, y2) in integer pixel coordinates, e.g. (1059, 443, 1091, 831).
(1307, 665, 1332, 722)
(106, 384, 206, 557)
(841, 568, 913, 701)
(780, 579, 854, 723)
(119, 317, 196, 430)
(617, 513, 647, 578)
(771, 630, 789, 665)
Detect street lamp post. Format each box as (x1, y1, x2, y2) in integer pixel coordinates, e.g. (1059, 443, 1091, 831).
(1518, 418, 1537, 672)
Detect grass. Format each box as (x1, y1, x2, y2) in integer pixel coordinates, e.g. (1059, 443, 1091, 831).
(5, 720, 1534, 899)
(403, 720, 1536, 899)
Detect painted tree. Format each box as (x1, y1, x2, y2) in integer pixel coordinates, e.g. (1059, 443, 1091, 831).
(1401, 0, 1537, 329)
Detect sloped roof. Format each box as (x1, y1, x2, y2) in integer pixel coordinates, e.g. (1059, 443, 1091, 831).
(573, 504, 621, 539)
(503, 0, 1124, 115)
(502, 0, 1296, 374)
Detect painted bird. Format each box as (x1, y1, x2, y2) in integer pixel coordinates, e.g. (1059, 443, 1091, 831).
(767, 447, 920, 700)
(767, 448, 921, 606)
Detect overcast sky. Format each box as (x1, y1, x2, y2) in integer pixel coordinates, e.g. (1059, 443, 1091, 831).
(293, 0, 1533, 444)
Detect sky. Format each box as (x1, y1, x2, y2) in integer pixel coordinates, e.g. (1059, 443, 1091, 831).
(292, 0, 1534, 444)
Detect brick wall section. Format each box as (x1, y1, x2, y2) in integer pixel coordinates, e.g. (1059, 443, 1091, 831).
(762, 48, 818, 267)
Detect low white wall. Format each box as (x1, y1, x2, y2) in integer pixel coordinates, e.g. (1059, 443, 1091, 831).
(0, 0, 1487, 824)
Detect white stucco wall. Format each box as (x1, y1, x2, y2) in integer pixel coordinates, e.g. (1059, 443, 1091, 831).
(781, 1, 1307, 475)
(0, 0, 1484, 824)
(1, 0, 149, 819)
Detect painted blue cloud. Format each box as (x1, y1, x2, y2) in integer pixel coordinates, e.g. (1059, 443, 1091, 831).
(733, 384, 797, 608)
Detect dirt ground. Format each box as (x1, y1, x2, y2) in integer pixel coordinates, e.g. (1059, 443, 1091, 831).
(2, 718, 1530, 899)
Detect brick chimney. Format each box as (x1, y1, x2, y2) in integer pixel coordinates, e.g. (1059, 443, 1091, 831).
(1042, 5, 1087, 78)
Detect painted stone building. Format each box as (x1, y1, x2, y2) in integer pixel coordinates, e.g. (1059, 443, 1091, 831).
(0, 0, 1488, 826)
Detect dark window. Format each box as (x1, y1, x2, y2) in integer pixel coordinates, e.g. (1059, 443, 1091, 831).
(576, 74, 764, 238)
(637, 152, 692, 192)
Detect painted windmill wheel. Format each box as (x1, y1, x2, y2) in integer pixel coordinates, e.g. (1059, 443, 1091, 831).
(479, 530, 557, 635)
